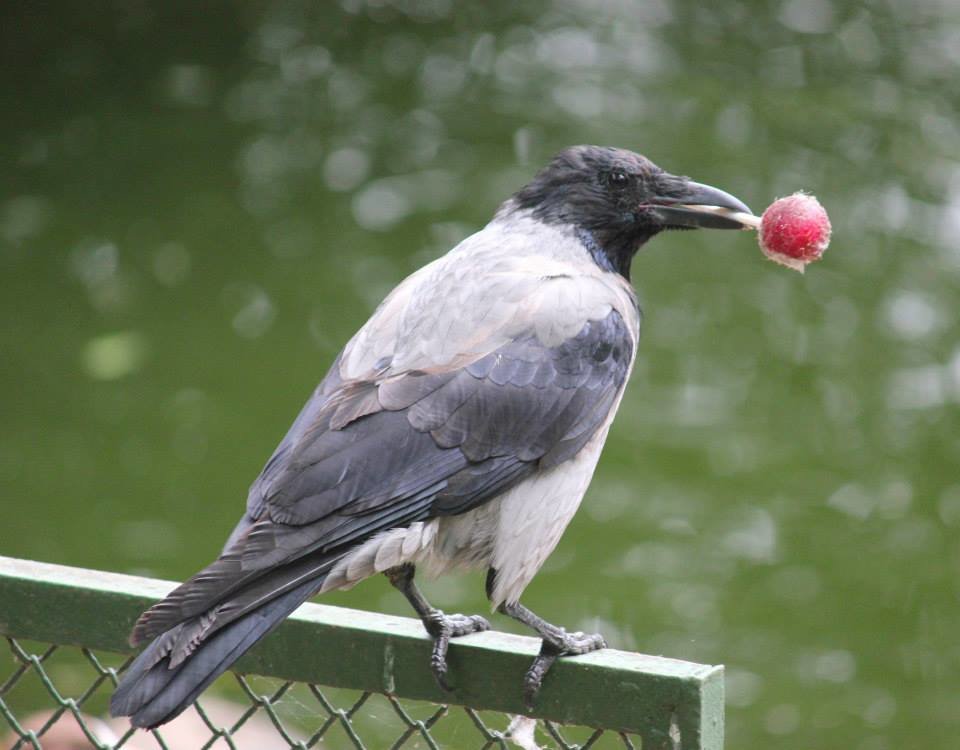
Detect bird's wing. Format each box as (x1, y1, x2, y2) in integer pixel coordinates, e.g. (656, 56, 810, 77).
(265, 305, 634, 525)
(133, 231, 639, 645)
(133, 304, 634, 645)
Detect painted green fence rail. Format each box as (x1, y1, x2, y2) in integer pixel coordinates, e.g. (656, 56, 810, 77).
(0, 555, 723, 749)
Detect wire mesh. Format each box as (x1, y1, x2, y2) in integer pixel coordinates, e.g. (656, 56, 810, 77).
(1, 637, 640, 750)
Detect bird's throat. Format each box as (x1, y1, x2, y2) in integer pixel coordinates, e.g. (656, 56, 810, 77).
(576, 227, 649, 280)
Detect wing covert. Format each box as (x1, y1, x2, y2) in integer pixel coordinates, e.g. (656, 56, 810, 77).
(264, 308, 633, 526)
(137, 308, 634, 642)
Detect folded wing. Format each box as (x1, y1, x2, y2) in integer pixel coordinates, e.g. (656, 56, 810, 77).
(114, 304, 633, 728)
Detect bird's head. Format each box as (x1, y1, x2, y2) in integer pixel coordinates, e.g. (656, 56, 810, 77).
(509, 145, 754, 278)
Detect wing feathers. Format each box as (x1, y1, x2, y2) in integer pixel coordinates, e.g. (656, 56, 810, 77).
(131, 309, 632, 649)
(267, 307, 633, 530)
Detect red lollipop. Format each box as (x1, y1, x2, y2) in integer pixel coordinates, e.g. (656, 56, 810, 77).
(757, 192, 831, 272)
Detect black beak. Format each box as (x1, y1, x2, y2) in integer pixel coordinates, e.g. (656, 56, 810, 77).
(648, 180, 757, 230)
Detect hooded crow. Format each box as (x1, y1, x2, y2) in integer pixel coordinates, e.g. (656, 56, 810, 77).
(111, 145, 754, 728)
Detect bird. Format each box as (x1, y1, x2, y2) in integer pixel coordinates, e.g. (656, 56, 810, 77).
(111, 145, 754, 729)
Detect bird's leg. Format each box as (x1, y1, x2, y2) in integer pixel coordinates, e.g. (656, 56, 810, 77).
(486, 568, 606, 706)
(384, 564, 490, 691)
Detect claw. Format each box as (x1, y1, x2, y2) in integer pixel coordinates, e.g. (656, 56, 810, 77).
(423, 611, 490, 691)
(523, 631, 607, 706)
(430, 625, 452, 690)
(523, 648, 559, 707)
(432, 640, 453, 691)
(386, 566, 490, 692)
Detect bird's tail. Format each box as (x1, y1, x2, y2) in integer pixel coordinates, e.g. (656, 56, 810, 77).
(111, 560, 333, 729)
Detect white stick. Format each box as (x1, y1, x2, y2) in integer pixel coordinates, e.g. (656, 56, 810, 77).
(678, 205, 761, 230)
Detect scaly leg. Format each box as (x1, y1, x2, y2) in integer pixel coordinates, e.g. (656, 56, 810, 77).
(385, 564, 490, 690)
(487, 568, 606, 706)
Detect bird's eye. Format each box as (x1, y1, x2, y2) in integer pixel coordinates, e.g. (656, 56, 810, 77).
(606, 170, 630, 189)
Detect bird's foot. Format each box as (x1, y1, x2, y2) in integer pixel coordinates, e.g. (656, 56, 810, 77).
(422, 611, 490, 691)
(524, 629, 606, 707)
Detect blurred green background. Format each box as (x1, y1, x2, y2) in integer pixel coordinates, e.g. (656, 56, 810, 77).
(2, 1, 959, 748)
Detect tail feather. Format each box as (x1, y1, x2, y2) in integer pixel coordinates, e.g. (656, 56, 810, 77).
(111, 572, 326, 728)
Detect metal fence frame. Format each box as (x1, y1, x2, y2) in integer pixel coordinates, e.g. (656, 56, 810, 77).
(0, 556, 724, 749)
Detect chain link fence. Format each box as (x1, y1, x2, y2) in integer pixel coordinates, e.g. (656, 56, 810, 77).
(1, 637, 642, 749)
(0, 557, 723, 750)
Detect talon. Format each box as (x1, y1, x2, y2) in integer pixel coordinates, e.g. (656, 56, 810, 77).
(470, 615, 491, 632)
(497, 598, 608, 708)
(430, 626, 452, 690)
(523, 650, 558, 707)
(431, 650, 453, 691)
(422, 611, 489, 692)
(385, 568, 485, 694)
(433, 669, 453, 691)
(522, 631, 607, 705)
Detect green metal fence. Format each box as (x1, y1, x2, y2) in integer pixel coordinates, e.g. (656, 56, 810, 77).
(0, 556, 724, 749)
